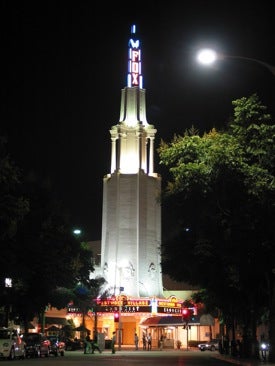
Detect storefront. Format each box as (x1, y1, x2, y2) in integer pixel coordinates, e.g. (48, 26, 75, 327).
(44, 296, 218, 349)
(139, 315, 201, 349)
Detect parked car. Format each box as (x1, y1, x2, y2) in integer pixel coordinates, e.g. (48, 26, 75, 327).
(64, 337, 83, 351)
(0, 327, 26, 360)
(198, 339, 219, 351)
(23, 333, 50, 358)
(47, 335, 65, 356)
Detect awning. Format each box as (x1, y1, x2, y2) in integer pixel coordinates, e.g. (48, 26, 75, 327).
(75, 325, 90, 332)
(199, 314, 215, 326)
(27, 322, 35, 329)
(45, 317, 69, 326)
(140, 315, 200, 327)
(46, 325, 60, 331)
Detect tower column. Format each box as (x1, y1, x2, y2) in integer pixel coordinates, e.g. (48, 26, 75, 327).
(101, 25, 163, 299)
(144, 137, 148, 173)
(111, 137, 117, 173)
(149, 136, 155, 174)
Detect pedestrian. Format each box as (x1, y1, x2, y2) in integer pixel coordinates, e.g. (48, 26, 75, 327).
(147, 333, 152, 351)
(134, 333, 139, 350)
(84, 334, 91, 354)
(159, 334, 164, 350)
(91, 336, 102, 354)
(142, 333, 147, 350)
(224, 336, 229, 355)
(111, 331, 116, 354)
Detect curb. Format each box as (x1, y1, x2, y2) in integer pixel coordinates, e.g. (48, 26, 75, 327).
(213, 353, 275, 366)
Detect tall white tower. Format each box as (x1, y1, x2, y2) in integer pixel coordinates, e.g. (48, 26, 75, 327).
(100, 25, 163, 298)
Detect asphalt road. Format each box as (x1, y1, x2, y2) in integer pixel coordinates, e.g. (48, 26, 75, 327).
(0, 349, 257, 366)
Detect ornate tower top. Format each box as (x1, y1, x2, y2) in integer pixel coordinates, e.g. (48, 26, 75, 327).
(110, 25, 156, 174)
(118, 25, 149, 128)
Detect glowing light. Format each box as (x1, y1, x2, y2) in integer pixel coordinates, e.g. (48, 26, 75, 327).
(5, 278, 12, 288)
(120, 153, 139, 173)
(197, 49, 217, 65)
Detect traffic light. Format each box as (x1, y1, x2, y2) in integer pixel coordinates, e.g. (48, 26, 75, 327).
(182, 308, 190, 320)
(114, 312, 119, 322)
(189, 308, 195, 321)
(182, 308, 194, 322)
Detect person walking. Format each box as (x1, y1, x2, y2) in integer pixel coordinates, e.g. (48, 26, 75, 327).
(84, 334, 92, 354)
(147, 333, 152, 351)
(111, 331, 116, 354)
(159, 334, 164, 350)
(134, 333, 139, 350)
(91, 336, 102, 354)
(142, 333, 147, 350)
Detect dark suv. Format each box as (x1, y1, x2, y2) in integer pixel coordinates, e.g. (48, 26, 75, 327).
(64, 337, 83, 351)
(23, 333, 50, 358)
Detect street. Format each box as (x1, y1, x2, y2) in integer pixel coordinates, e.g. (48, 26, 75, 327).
(0, 350, 244, 366)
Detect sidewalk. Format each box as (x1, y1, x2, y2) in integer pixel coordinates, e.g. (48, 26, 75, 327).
(100, 346, 275, 365)
(213, 352, 275, 366)
(124, 346, 275, 366)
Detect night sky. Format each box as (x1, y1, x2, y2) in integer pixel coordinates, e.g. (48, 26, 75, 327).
(1, 1, 274, 240)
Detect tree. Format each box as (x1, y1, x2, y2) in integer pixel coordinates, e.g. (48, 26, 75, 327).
(70, 276, 109, 339)
(8, 175, 95, 330)
(0, 136, 29, 325)
(0, 136, 29, 274)
(0, 136, 96, 330)
(158, 94, 275, 359)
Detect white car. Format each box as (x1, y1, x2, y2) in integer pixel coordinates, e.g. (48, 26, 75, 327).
(0, 327, 26, 360)
(198, 339, 219, 351)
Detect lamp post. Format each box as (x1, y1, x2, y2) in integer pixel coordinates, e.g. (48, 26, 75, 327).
(4, 278, 12, 327)
(118, 286, 124, 351)
(196, 48, 275, 77)
(196, 48, 275, 120)
(115, 260, 127, 351)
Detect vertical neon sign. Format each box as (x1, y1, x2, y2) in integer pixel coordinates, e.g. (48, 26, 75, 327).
(150, 297, 157, 315)
(127, 25, 143, 88)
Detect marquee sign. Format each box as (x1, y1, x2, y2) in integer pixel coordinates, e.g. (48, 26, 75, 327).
(97, 305, 151, 313)
(67, 297, 184, 315)
(157, 298, 182, 314)
(67, 306, 81, 315)
(158, 307, 182, 314)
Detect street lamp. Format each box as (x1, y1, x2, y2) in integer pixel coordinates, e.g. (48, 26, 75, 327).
(4, 278, 12, 327)
(196, 48, 275, 77)
(73, 228, 82, 236)
(116, 262, 126, 351)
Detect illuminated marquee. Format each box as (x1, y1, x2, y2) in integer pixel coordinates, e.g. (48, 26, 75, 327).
(127, 24, 143, 88)
(97, 305, 151, 313)
(97, 297, 150, 307)
(96, 297, 151, 313)
(157, 298, 182, 314)
(94, 297, 184, 314)
(157, 300, 182, 308)
(67, 306, 81, 315)
(158, 307, 182, 314)
(68, 297, 185, 316)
